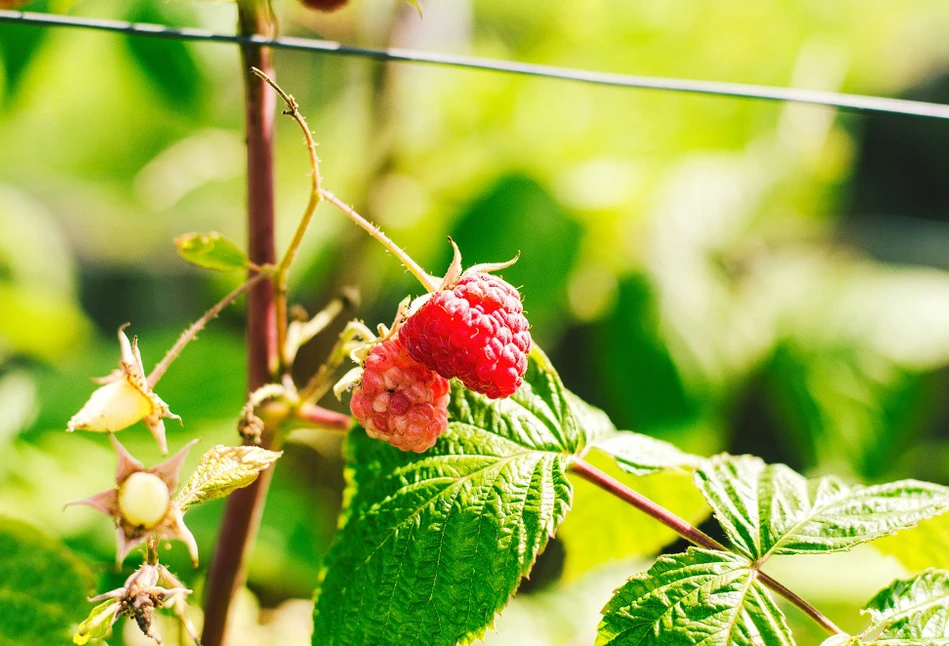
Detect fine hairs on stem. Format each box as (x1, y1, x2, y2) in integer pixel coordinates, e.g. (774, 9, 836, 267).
(250, 67, 441, 300)
(147, 270, 272, 389)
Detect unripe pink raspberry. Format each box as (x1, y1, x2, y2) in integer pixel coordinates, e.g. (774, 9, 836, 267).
(349, 337, 450, 452)
(400, 272, 531, 399)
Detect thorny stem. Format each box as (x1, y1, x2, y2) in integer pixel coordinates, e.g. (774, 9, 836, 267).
(250, 66, 322, 374)
(568, 459, 844, 637)
(146, 270, 272, 389)
(202, 2, 278, 644)
(320, 188, 439, 293)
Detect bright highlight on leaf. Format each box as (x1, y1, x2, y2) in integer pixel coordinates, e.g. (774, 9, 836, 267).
(73, 599, 119, 645)
(593, 430, 705, 475)
(174, 445, 283, 511)
(862, 569, 949, 644)
(174, 231, 249, 272)
(312, 348, 584, 646)
(597, 548, 793, 646)
(695, 455, 949, 561)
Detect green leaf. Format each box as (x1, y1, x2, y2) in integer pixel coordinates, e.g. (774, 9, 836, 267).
(123, 2, 202, 109)
(312, 348, 583, 646)
(0, 0, 49, 100)
(593, 430, 704, 476)
(173, 231, 249, 272)
(0, 518, 95, 645)
(695, 454, 949, 560)
(558, 449, 709, 582)
(174, 445, 282, 511)
(73, 599, 118, 645)
(567, 391, 615, 443)
(597, 548, 793, 646)
(875, 514, 949, 573)
(859, 569, 949, 644)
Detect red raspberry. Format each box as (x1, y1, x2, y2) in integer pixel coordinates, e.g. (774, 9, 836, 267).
(400, 272, 531, 399)
(349, 337, 450, 452)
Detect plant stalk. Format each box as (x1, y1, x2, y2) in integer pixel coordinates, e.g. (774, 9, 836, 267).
(568, 458, 843, 636)
(201, 2, 278, 644)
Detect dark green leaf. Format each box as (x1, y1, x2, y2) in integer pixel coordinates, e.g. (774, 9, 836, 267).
(597, 548, 793, 646)
(174, 231, 248, 272)
(312, 348, 582, 646)
(695, 455, 949, 560)
(123, 2, 202, 109)
(0, 517, 95, 645)
(0, 0, 49, 100)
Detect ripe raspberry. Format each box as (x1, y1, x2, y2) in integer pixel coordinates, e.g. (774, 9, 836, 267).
(400, 272, 531, 399)
(349, 337, 450, 452)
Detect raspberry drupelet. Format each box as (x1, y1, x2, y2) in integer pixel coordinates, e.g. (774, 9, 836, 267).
(400, 272, 531, 399)
(349, 336, 450, 452)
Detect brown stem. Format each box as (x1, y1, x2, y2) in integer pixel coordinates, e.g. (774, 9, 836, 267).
(201, 2, 278, 644)
(568, 459, 843, 636)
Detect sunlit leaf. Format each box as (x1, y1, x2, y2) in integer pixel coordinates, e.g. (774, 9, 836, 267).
(174, 445, 282, 511)
(597, 548, 793, 646)
(558, 449, 709, 582)
(312, 348, 583, 645)
(73, 599, 118, 645)
(858, 570, 949, 644)
(593, 430, 704, 475)
(174, 231, 248, 272)
(875, 514, 949, 573)
(695, 454, 949, 560)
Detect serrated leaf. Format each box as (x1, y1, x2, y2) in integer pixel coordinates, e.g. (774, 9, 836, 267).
(0, 517, 95, 645)
(312, 348, 583, 646)
(593, 430, 704, 475)
(597, 548, 793, 646)
(558, 448, 709, 582)
(73, 599, 118, 645)
(568, 391, 615, 443)
(695, 454, 949, 560)
(174, 232, 248, 272)
(174, 445, 282, 511)
(874, 514, 949, 573)
(857, 570, 949, 644)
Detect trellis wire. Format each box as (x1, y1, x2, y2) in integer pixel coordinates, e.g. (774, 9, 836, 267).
(2, 9, 949, 120)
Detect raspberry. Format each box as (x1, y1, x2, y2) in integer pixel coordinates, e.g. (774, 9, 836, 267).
(349, 337, 450, 452)
(400, 272, 531, 399)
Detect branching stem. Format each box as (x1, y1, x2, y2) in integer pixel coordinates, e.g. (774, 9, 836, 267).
(250, 66, 322, 374)
(146, 270, 271, 389)
(568, 458, 844, 637)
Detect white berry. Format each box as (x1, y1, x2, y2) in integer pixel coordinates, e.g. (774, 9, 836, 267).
(118, 472, 171, 529)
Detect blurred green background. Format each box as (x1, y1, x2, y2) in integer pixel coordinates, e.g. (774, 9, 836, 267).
(3, 0, 949, 643)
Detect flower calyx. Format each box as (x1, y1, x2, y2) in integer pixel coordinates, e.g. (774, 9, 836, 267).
(67, 325, 181, 454)
(67, 434, 199, 566)
(75, 562, 198, 645)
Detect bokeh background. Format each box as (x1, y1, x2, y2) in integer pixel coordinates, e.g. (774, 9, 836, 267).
(3, 0, 949, 643)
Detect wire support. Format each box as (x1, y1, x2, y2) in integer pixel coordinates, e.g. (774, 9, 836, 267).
(2, 9, 949, 120)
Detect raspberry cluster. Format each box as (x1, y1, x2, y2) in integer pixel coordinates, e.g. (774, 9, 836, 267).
(400, 272, 531, 399)
(349, 337, 450, 453)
